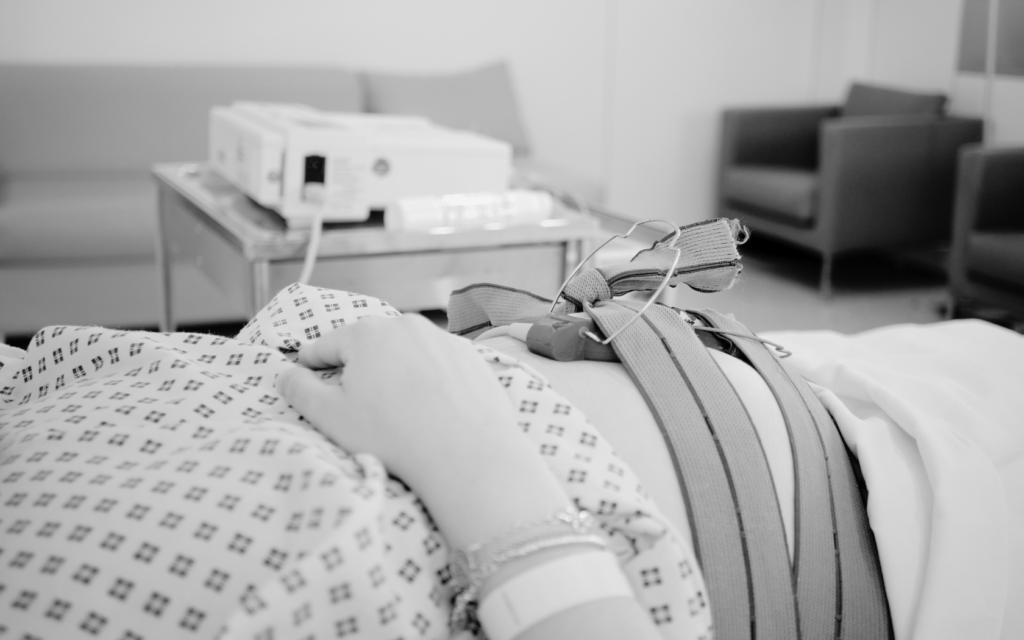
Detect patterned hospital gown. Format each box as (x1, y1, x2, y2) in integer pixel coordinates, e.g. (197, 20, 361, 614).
(0, 283, 713, 640)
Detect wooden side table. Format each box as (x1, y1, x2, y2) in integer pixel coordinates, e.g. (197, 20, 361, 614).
(153, 163, 603, 331)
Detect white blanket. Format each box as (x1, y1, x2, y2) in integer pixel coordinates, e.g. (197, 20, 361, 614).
(763, 320, 1024, 640)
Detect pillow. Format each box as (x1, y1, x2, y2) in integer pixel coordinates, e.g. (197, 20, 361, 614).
(842, 82, 947, 117)
(361, 61, 531, 155)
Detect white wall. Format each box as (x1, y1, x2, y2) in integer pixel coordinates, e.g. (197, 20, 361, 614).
(821, 0, 1024, 146)
(812, 0, 878, 101)
(0, 0, 610, 200)
(3, 0, 1012, 228)
(0, 0, 829, 228)
(869, 0, 963, 94)
(602, 1, 821, 224)
(812, 0, 964, 100)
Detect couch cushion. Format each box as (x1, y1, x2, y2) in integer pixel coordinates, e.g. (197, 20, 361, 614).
(0, 65, 364, 176)
(0, 177, 157, 262)
(362, 61, 530, 155)
(722, 166, 818, 225)
(967, 232, 1024, 290)
(0, 261, 245, 335)
(842, 83, 947, 117)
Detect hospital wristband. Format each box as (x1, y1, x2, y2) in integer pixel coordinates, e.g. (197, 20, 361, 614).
(448, 507, 607, 633)
(477, 549, 635, 640)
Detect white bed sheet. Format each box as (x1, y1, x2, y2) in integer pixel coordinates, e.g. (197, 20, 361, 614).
(494, 317, 1024, 640)
(763, 320, 1024, 640)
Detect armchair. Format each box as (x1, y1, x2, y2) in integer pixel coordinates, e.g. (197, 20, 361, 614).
(949, 145, 1024, 320)
(717, 83, 984, 296)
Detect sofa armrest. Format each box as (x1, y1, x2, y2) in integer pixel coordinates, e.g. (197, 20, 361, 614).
(720, 105, 839, 169)
(956, 146, 1024, 232)
(949, 145, 1024, 294)
(817, 115, 982, 251)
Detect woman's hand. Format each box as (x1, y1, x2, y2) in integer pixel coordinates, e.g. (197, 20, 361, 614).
(277, 314, 663, 640)
(275, 314, 570, 549)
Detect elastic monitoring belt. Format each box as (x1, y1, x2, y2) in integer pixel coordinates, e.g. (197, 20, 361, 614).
(447, 218, 891, 640)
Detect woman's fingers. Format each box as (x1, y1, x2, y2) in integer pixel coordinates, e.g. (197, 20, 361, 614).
(296, 324, 357, 370)
(276, 366, 350, 430)
(296, 315, 406, 369)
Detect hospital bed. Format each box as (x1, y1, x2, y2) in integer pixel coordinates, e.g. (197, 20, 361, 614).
(1, 276, 1021, 640)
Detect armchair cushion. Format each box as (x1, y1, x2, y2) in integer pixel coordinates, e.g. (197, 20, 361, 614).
(842, 83, 947, 118)
(721, 166, 818, 225)
(966, 232, 1024, 290)
(361, 61, 531, 155)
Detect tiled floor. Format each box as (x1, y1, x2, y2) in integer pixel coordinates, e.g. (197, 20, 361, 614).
(418, 238, 958, 335)
(659, 239, 952, 335)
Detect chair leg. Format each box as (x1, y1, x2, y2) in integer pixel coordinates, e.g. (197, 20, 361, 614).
(819, 255, 833, 299)
(944, 294, 958, 320)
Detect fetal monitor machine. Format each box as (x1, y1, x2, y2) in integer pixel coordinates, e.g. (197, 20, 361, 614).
(209, 102, 513, 227)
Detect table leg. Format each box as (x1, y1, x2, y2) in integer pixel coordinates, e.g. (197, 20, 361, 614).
(578, 236, 594, 270)
(563, 240, 577, 282)
(156, 184, 176, 332)
(251, 261, 272, 316)
(565, 237, 594, 278)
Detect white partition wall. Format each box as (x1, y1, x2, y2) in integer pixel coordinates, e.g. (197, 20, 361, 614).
(953, 0, 1024, 144)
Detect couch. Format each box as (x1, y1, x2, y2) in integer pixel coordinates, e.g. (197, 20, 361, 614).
(717, 83, 984, 296)
(0, 62, 587, 340)
(949, 145, 1024, 320)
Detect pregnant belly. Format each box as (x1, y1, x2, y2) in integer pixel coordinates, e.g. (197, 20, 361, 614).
(480, 334, 796, 559)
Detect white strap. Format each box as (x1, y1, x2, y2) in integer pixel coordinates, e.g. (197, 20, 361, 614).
(477, 550, 634, 640)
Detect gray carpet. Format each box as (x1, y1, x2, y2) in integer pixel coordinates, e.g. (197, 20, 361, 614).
(661, 240, 951, 334)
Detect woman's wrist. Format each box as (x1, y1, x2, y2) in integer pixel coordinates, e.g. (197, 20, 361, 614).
(408, 423, 572, 551)
(476, 543, 605, 601)
(448, 503, 617, 638)
(474, 546, 637, 640)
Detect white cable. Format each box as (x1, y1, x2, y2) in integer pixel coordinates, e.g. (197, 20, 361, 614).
(474, 326, 510, 342)
(297, 202, 328, 285)
(473, 323, 532, 343)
